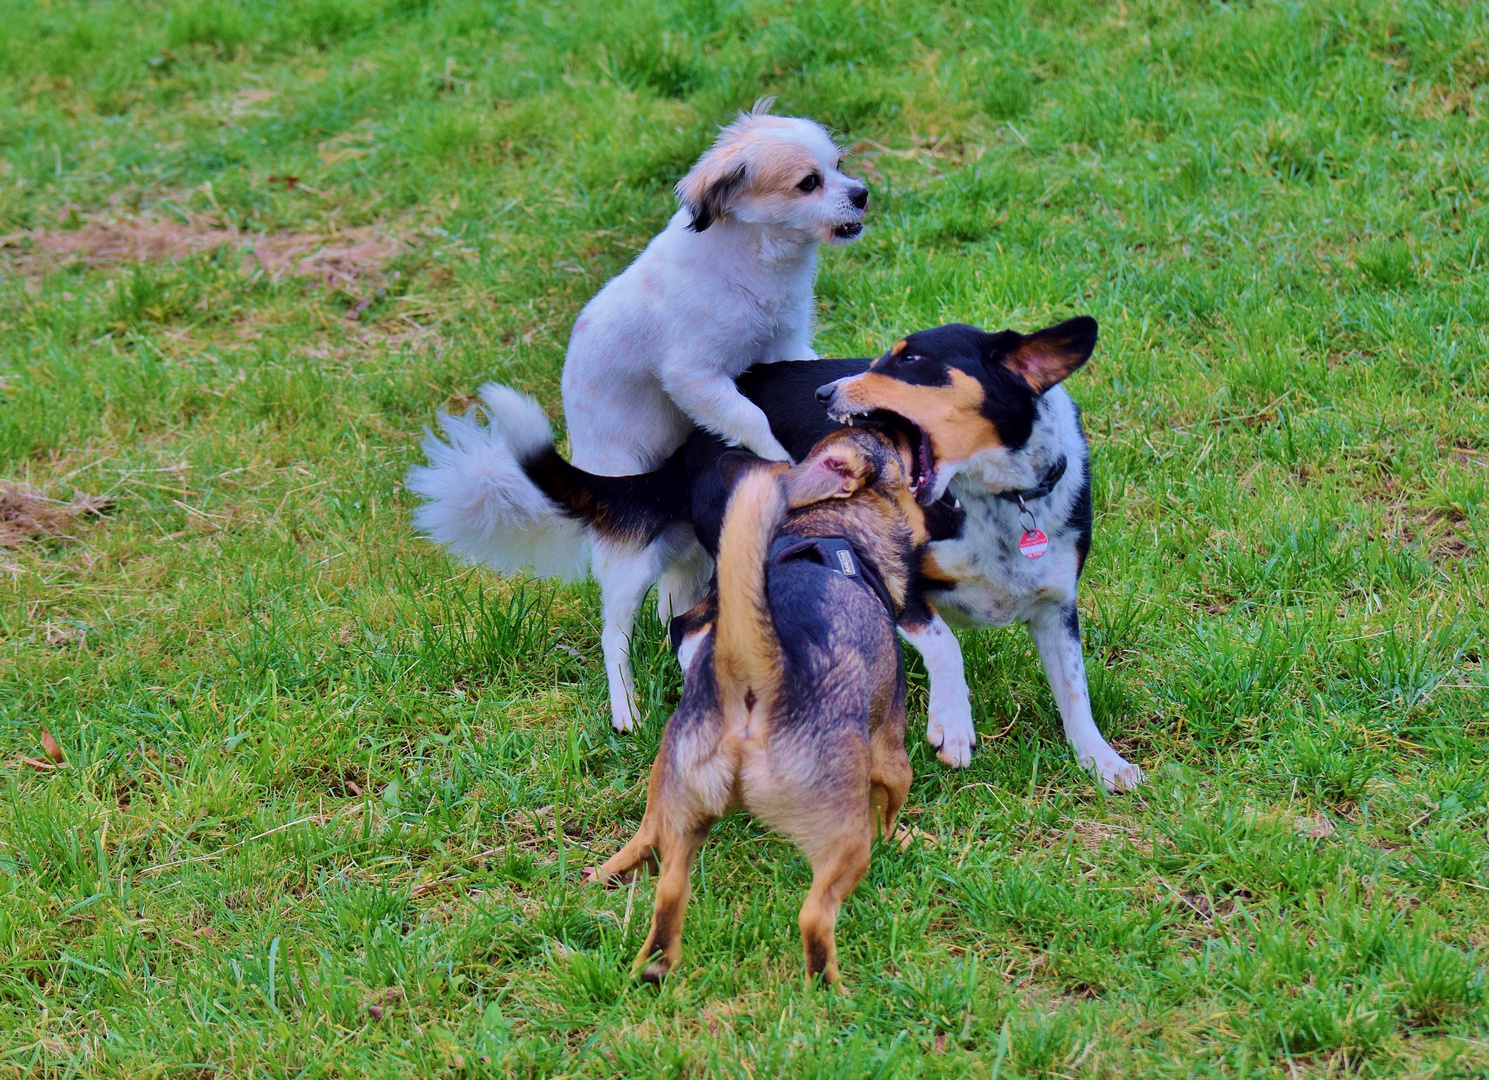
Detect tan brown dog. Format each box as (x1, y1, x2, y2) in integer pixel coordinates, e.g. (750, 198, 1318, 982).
(585, 425, 933, 985)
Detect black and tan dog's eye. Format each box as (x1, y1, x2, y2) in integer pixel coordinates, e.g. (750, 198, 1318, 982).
(902, 354, 925, 364)
(797, 173, 822, 193)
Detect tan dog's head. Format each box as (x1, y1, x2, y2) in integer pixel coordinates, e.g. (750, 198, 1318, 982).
(778, 425, 934, 545)
(675, 99, 868, 244)
(780, 427, 911, 507)
(814, 318, 1098, 503)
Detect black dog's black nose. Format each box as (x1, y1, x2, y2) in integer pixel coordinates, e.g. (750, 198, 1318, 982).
(815, 383, 835, 405)
(849, 184, 869, 210)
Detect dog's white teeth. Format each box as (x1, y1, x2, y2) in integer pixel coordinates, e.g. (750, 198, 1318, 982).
(846, 416, 854, 427)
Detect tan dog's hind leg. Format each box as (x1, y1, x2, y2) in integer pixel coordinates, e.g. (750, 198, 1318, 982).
(631, 819, 712, 984)
(797, 821, 872, 986)
(587, 757, 666, 885)
(870, 739, 912, 840)
(869, 687, 912, 838)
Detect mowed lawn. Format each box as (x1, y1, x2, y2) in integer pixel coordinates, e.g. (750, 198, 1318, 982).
(2, 0, 1487, 1075)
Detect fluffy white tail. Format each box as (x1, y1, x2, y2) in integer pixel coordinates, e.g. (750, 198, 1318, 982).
(406, 384, 590, 582)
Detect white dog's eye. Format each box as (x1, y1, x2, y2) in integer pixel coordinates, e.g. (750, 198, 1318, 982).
(797, 173, 821, 193)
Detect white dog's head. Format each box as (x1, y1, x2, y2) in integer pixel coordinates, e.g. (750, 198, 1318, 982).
(675, 99, 868, 244)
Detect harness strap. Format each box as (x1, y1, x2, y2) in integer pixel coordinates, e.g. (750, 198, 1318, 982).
(768, 535, 897, 618)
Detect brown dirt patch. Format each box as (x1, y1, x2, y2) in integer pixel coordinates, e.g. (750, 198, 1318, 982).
(0, 211, 410, 293)
(1391, 505, 1475, 563)
(0, 484, 112, 548)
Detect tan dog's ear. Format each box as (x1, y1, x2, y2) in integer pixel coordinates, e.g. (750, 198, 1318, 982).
(781, 446, 875, 508)
(1001, 315, 1098, 394)
(676, 148, 748, 232)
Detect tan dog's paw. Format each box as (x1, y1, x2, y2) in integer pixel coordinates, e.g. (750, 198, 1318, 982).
(892, 826, 938, 852)
(583, 864, 648, 888)
(632, 952, 673, 984)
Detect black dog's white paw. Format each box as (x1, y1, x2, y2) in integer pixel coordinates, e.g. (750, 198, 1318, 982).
(927, 712, 975, 769)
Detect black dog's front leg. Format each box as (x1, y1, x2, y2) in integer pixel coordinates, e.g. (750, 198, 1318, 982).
(1027, 601, 1143, 791)
(668, 592, 718, 674)
(898, 596, 976, 769)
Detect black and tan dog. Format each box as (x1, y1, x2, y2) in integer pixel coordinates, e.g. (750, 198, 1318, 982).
(585, 425, 933, 984)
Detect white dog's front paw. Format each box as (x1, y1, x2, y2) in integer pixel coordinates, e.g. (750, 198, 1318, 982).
(610, 691, 641, 733)
(1084, 754, 1144, 793)
(927, 709, 976, 769)
(749, 436, 793, 464)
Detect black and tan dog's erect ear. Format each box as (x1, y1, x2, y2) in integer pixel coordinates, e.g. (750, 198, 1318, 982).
(676, 151, 748, 232)
(781, 442, 877, 508)
(1000, 315, 1098, 394)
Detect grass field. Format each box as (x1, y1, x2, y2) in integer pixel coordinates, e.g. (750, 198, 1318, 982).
(1, 0, 1487, 1075)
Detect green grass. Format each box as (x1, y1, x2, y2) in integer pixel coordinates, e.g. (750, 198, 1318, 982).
(1, 0, 1487, 1074)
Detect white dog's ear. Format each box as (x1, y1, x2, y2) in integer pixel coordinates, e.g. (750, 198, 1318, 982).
(677, 152, 748, 232)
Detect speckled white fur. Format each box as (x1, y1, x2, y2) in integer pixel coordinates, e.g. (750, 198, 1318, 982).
(925, 387, 1144, 791)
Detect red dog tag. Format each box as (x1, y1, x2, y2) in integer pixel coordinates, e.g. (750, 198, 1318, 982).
(1018, 529, 1048, 558)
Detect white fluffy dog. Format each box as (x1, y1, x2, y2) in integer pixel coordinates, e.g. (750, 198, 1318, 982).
(412, 101, 868, 731)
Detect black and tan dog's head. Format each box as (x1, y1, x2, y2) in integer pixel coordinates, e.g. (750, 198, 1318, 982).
(814, 317, 1097, 503)
(716, 426, 933, 616)
(720, 425, 923, 529)
(781, 426, 937, 604)
(781, 426, 912, 507)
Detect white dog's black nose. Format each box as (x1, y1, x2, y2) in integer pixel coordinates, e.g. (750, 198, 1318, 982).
(815, 383, 836, 406)
(849, 184, 869, 210)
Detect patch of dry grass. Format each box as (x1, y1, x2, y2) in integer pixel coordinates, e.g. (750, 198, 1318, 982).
(0, 483, 111, 548)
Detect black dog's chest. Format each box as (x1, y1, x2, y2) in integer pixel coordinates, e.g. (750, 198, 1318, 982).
(923, 489, 1079, 628)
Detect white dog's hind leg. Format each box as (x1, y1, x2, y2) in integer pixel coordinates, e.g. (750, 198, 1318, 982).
(656, 539, 712, 623)
(1027, 602, 1144, 792)
(593, 538, 671, 732)
(899, 613, 976, 769)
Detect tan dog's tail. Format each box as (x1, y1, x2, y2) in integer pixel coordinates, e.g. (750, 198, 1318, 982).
(714, 464, 788, 734)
